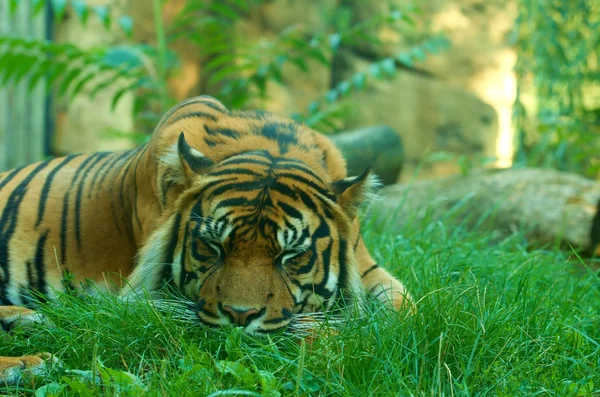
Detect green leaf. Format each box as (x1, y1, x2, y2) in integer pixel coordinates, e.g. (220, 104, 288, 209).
(72, 0, 90, 25)
(338, 80, 351, 95)
(225, 328, 244, 361)
(352, 72, 366, 89)
(306, 48, 328, 65)
(410, 47, 426, 61)
(70, 71, 98, 97)
(396, 53, 413, 67)
(208, 2, 239, 21)
(59, 67, 84, 96)
(328, 33, 341, 51)
(204, 53, 236, 72)
(118, 16, 134, 37)
(9, 0, 19, 14)
(51, 0, 68, 20)
(258, 370, 279, 396)
(325, 89, 339, 103)
(111, 80, 145, 110)
(368, 64, 382, 79)
(35, 382, 64, 397)
(214, 361, 256, 387)
(389, 10, 403, 21)
(32, 0, 46, 15)
(27, 59, 52, 91)
(92, 5, 111, 29)
(381, 58, 396, 75)
(290, 57, 308, 73)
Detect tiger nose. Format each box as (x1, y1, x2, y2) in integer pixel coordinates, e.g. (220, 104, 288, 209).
(220, 305, 260, 326)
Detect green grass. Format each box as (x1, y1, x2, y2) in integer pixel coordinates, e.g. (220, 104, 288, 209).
(1, 214, 599, 396)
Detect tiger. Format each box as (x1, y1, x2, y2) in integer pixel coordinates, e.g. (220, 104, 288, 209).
(0, 96, 412, 384)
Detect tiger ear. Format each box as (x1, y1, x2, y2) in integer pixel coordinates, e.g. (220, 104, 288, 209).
(158, 132, 213, 193)
(177, 132, 213, 177)
(332, 166, 381, 219)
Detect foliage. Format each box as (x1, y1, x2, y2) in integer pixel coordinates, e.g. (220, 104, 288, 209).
(513, 0, 600, 177)
(1, 0, 447, 136)
(1, 207, 599, 395)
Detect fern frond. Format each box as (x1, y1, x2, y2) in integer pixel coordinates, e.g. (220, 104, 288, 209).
(0, 37, 148, 107)
(9, 0, 134, 36)
(296, 35, 450, 132)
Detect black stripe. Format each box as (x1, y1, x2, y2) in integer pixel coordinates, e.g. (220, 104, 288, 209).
(276, 159, 328, 185)
(353, 234, 360, 252)
(294, 251, 317, 276)
(87, 152, 118, 198)
(196, 298, 220, 321)
(60, 193, 70, 264)
(75, 153, 111, 248)
(372, 288, 392, 300)
(278, 172, 336, 202)
(193, 97, 227, 112)
(208, 167, 264, 178)
(26, 259, 35, 296)
(158, 96, 226, 130)
(179, 223, 196, 287)
(95, 151, 134, 192)
(361, 264, 380, 278)
(0, 160, 52, 300)
(219, 150, 273, 166)
(131, 145, 148, 232)
(0, 165, 26, 191)
(207, 180, 267, 198)
(119, 151, 137, 220)
(33, 231, 49, 300)
(311, 221, 334, 299)
(278, 202, 304, 221)
(36, 155, 80, 227)
(161, 214, 182, 287)
(205, 125, 240, 139)
(338, 238, 349, 289)
(173, 111, 218, 124)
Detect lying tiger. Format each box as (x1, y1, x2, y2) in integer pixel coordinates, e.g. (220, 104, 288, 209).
(0, 96, 412, 384)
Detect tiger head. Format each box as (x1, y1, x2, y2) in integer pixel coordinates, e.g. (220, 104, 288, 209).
(126, 97, 379, 334)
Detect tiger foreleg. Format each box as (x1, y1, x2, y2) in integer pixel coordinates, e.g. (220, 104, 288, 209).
(0, 306, 57, 385)
(355, 237, 415, 313)
(0, 306, 47, 332)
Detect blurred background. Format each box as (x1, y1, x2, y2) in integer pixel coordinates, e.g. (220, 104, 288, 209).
(0, 0, 598, 183)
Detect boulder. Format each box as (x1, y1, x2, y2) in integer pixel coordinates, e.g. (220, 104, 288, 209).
(331, 125, 404, 185)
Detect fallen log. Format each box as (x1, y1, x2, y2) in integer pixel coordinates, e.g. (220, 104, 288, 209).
(370, 167, 600, 254)
(331, 125, 403, 185)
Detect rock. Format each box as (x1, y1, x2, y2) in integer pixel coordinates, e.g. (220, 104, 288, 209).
(371, 168, 600, 253)
(331, 125, 404, 185)
(333, 0, 518, 171)
(335, 54, 498, 181)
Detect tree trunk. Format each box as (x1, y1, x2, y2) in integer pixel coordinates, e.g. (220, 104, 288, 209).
(370, 168, 600, 254)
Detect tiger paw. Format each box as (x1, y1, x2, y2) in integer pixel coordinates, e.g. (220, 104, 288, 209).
(371, 285, 417, 315)
(0, 306, 49, 333)
(0, 353, 61, 385)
